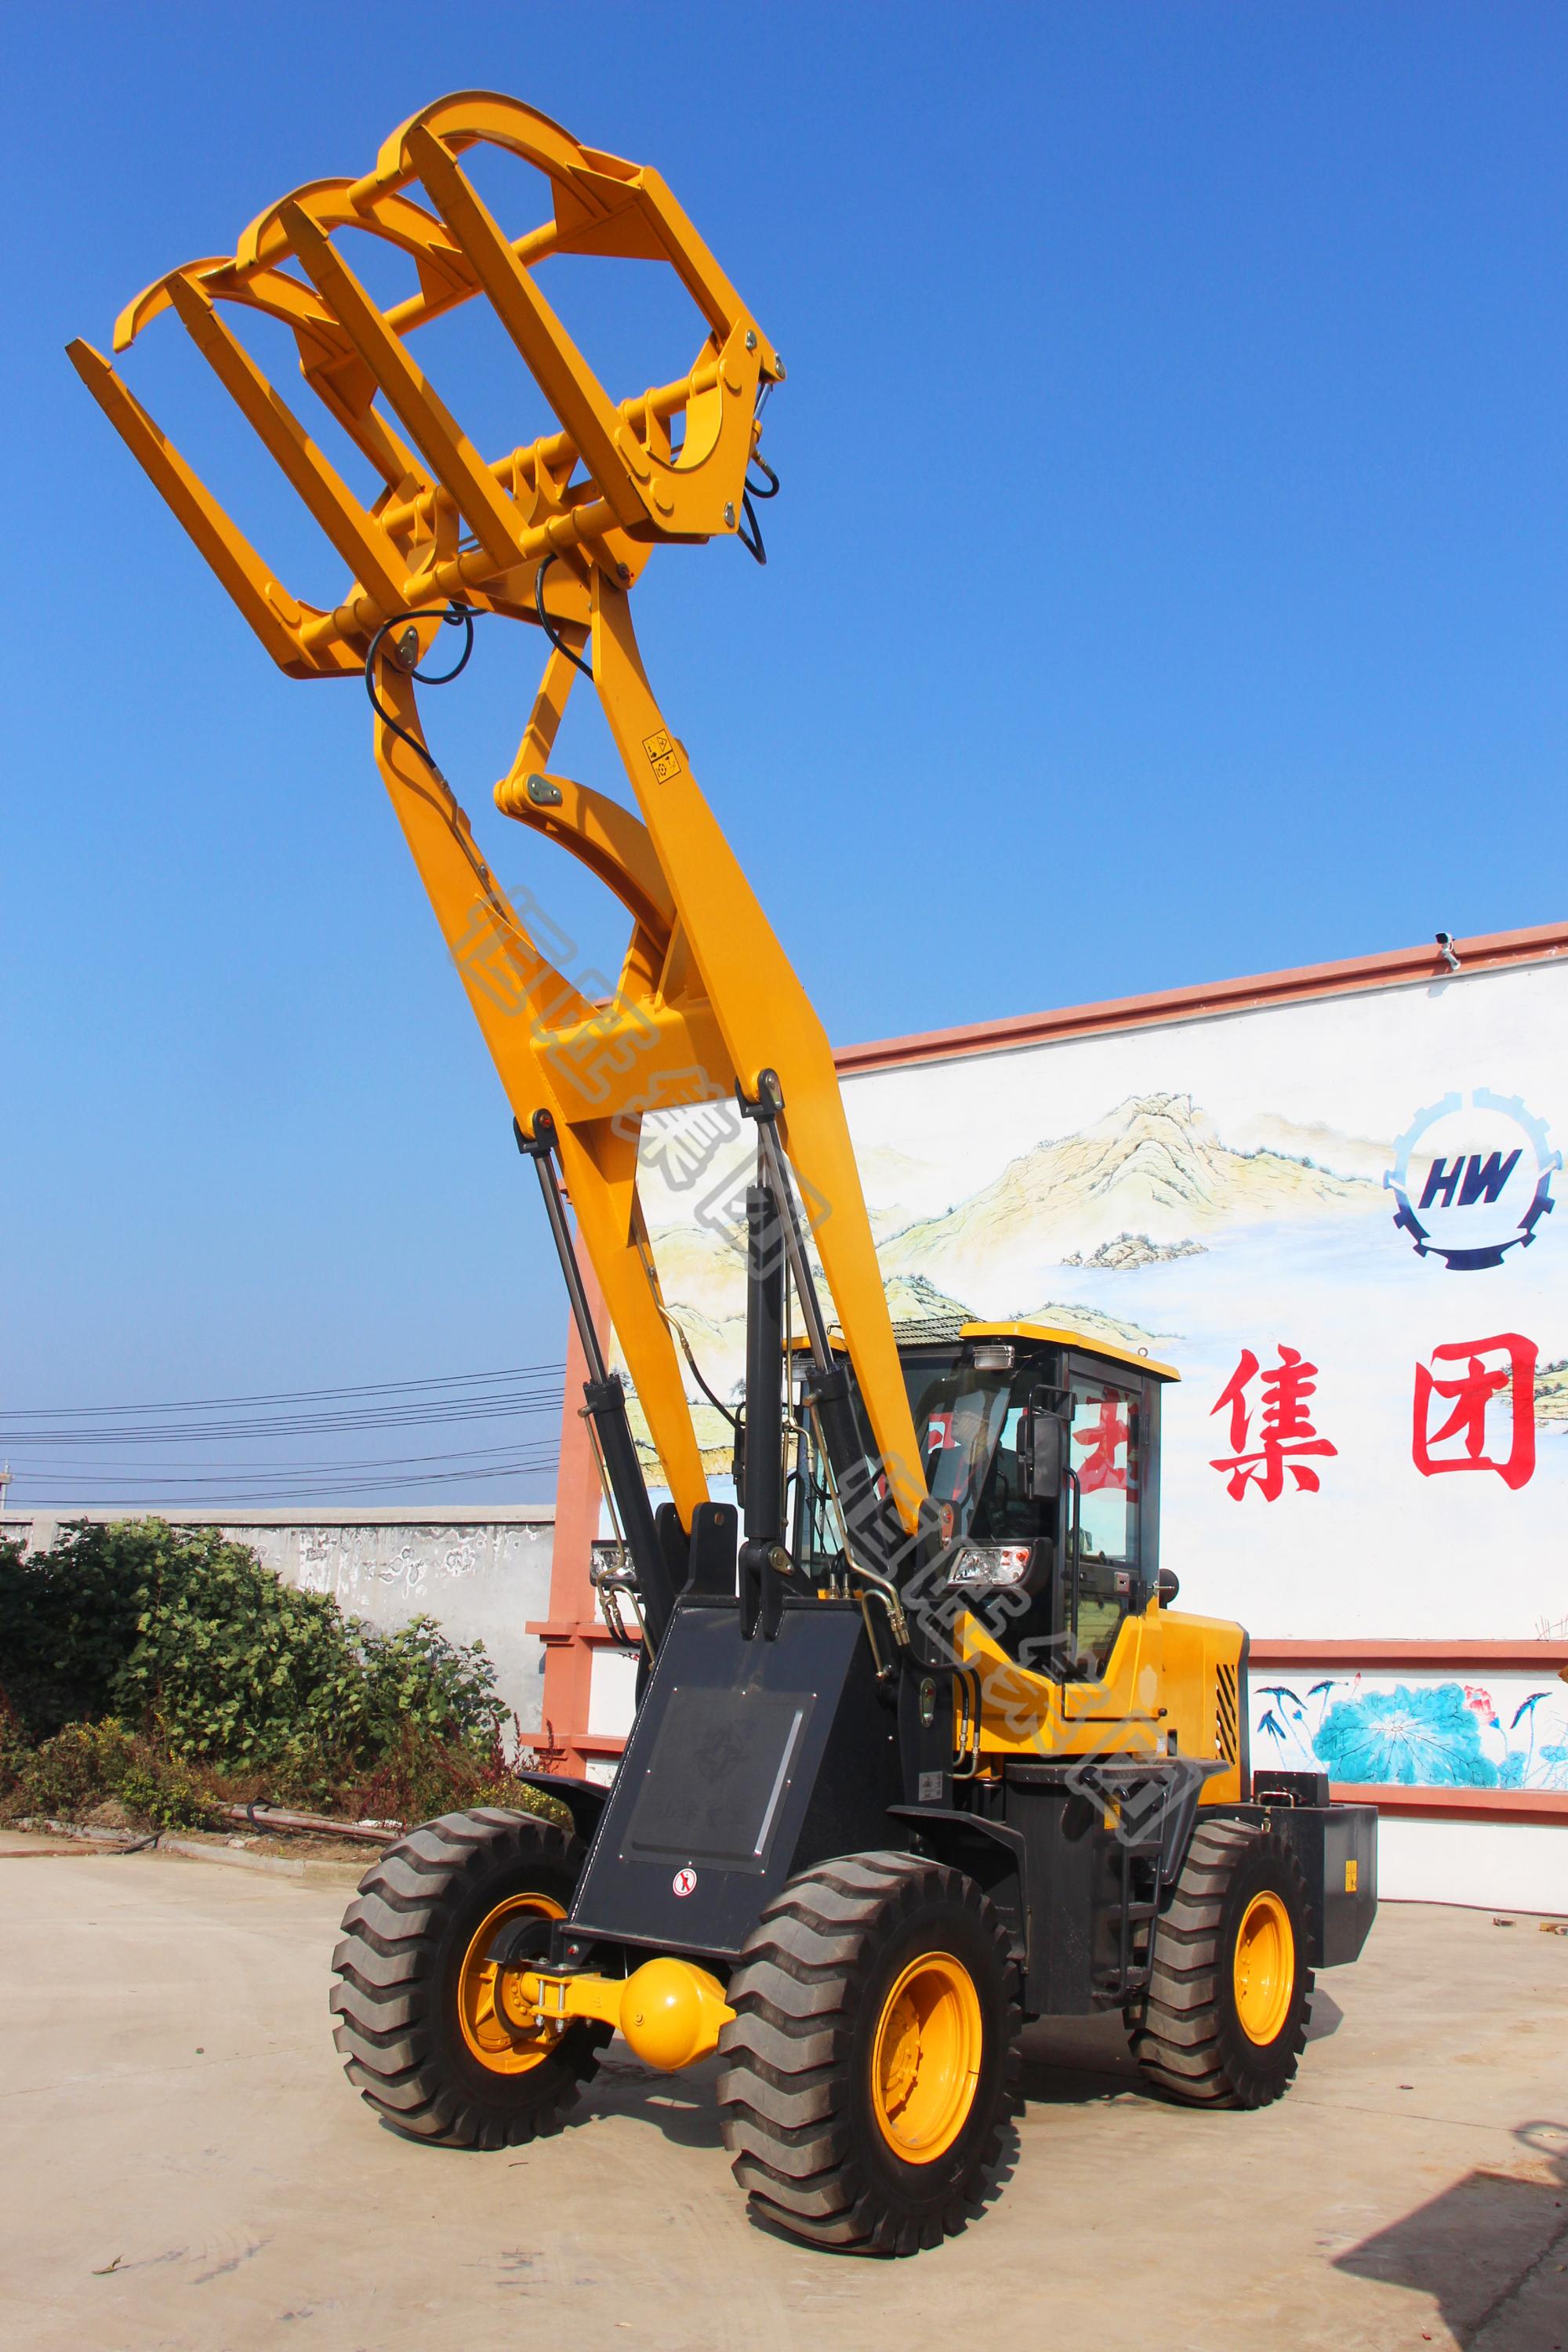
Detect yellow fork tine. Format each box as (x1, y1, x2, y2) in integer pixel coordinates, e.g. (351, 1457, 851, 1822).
(66, 339, 340, 677)
(404, 125, 648, 532)
(280, 199, 530, 580)
(164, 274, 409, 619)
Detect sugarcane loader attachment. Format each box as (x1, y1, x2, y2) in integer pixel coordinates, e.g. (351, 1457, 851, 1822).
(77, 90, 1377, 2256)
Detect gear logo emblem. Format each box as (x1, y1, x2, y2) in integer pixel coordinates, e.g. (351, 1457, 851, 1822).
(1385, 1089, 1559, 1271)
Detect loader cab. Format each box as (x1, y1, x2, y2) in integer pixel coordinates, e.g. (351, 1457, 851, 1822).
(898, 1323, 1177, 1682)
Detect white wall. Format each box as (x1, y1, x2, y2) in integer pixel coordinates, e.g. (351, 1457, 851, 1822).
(1377, 1813, 1568, 1917)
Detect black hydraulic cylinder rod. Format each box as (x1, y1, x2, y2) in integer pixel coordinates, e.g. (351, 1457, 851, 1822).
(748, 1084, 902, 1581)
(517, 1115, 608, 1385)
(739, 1179, 786, 1637)
(582, 1373, 674, 1649)
(742, 1181, 785, 1544)
(804, 1358, 906, 1588)
(515, 1116, 677, 1649)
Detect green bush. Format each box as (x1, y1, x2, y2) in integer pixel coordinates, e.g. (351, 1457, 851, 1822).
(0, 1691, 30, 1796)
(347, 1723, 549, 1829)
(10, 1721, 136, 1818)
(9, 1720, 210, 1831)
(112, 1523, 367, 1770)
(0, 1527, 149, 1738)
(358, 1615, 506, 1755)
(113, 1752, 211, 1831)
(0, 1519, 534, 1826)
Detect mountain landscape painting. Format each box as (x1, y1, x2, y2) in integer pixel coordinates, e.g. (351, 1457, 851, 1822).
(622, 956, 1567, 1680)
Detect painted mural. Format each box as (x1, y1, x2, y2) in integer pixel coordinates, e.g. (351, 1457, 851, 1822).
(1253, 1671, 1568, 1791)
(622, 954, 1568, 1787)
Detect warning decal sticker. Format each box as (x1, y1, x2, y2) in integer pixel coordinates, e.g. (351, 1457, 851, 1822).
(643, 728, 684, 783)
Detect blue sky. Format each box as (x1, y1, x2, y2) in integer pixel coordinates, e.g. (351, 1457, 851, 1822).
(5, 4, 1566, 1498)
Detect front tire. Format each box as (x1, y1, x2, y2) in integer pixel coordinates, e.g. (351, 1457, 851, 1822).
(1127, 1818, 1314, 2108)
(331, 1806, 608, 2149)
(717, 1852, 1020, 2255)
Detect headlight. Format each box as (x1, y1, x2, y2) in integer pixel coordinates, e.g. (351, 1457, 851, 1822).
(590, 1541, 635, 1588)
(946, 1543, 1033, 1589)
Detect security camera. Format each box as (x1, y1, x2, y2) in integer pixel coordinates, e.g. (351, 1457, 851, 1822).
(1435, 931, 1461, 973)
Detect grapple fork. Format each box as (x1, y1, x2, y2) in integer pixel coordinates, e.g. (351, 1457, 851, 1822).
(72, 90, 927, 1540)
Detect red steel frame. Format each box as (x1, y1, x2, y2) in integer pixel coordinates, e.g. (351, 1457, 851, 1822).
(534, 918, 1568, 1788)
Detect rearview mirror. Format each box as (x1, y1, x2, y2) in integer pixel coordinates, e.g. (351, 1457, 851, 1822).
(1018, 1408, 1065, 1502)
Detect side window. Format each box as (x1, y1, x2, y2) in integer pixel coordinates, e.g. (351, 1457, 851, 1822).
(1068, 1376, 1142, 1672)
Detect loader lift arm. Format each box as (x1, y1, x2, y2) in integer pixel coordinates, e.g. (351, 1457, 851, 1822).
(72, 90, 927, 1580)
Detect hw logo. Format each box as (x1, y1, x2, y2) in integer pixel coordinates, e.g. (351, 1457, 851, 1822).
(1385, 1091, 1559, 1271)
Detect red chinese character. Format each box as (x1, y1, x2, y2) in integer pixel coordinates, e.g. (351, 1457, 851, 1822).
(1413, 1333, 1536, 1491)
(1210, 1345, 1338, 1501)
(1073, 1395, 1131, 1494)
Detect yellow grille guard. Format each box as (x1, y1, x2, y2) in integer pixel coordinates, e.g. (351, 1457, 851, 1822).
(70, 91, 927, 1542)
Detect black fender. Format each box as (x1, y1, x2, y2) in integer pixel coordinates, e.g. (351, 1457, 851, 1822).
(886, 1804, 1029, 1957)
(514, 1771, 608, 1843)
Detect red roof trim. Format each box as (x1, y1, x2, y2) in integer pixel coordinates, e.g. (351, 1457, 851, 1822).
(1250, 1639, 1568, 1675)
(835, 921, 1568, 1077)
(1332, 1784, 1568, 1824)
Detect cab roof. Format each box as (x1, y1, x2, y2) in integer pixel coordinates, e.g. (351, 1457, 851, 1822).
(787, 1322, 1179, 1383)
(960, 1321, 1180, 1384)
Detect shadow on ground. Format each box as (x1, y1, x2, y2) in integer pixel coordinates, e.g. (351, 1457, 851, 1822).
(582, 2051, 728, 2150)
(1335, 2122, 1568, 2348)
(1018, 1984, 1342, 2103)
(579, 2009, 1169, 2154)
(571, 1984, 1351, 2151)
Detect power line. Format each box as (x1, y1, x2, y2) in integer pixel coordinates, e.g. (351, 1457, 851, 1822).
(0, 1364, 568, 1450)
(3, 1390, 564, 1446)
(0, 1360, 567, 1419)
(0, 1360, 571, 1512)
(10, 1454, 561, 1506)
(4, 1439, 561, 1484)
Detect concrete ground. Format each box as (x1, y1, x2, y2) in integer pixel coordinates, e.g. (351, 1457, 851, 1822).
(1, 1838, 1565, 2352)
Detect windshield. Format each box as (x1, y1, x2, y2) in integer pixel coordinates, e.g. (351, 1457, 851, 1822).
(906, 1359, 1058, 1544)
(786, 1347, 1064, 1580)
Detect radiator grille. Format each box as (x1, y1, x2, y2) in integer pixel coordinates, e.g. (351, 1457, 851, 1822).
(1215, 1661, 1239, 1764)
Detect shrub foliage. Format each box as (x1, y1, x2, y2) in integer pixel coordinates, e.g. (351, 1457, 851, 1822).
(111, 1523, 369, 1769)
(0, 1523, 148, 1738)
(0, 1519, 539, 1831)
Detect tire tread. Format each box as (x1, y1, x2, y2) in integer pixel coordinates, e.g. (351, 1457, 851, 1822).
(1128, 1819, 1314, 2110)
(330, 1806, 604, 2150)
(717, 1852, 1019, 2255)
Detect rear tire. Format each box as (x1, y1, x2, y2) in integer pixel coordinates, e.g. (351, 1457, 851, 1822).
(1127, 1818, 1313, 2108)
(717, 1851, 1020, 2255)
(331, 1806, 608, 2149)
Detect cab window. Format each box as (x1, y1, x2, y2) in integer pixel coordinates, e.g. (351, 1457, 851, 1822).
(1068, 1374, 1141, 1673)
(919, 1381, 1011, 1540)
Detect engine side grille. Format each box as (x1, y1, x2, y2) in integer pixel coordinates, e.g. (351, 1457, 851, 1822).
(1215, 1661, 1240, 1764)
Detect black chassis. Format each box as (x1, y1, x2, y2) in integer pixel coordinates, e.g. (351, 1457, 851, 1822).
(516, 1601, 1377, 2020)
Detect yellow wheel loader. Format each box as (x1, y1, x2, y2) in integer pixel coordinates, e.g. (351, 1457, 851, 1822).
(75, 92, 1377, 2255)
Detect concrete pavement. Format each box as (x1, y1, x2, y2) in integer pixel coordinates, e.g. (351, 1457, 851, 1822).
(1, 1838, 1565, 2351)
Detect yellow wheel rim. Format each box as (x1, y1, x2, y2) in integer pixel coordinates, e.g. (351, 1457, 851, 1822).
(869, 1951, 983, 2163)
(1233, 1890, 1295, 2045)
(456, 1891, 565, 2075)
